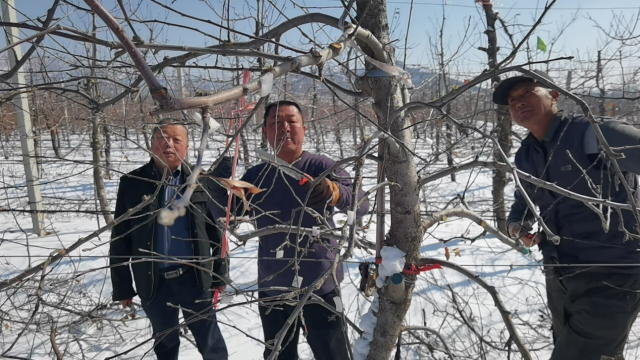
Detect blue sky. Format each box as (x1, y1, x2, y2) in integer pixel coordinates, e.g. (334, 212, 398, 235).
(7, 0, 640, 83)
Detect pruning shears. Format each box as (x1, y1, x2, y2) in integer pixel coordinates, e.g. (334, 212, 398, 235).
(120, 299, 136, 321)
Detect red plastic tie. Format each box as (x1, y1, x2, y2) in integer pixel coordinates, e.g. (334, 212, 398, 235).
(402, 263, 442, 275)
(374, 257, 382, 265)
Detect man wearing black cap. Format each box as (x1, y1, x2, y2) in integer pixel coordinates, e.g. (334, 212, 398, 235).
(495, 70, 640, 360)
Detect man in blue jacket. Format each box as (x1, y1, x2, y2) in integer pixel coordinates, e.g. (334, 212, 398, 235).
(494, 71, 640, 360)
(215, 100, 369, 360)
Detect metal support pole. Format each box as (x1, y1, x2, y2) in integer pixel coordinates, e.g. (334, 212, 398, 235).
(2, 0, 46, 236)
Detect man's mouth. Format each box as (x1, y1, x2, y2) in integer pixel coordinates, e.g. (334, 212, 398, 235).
(518, 109, 532, 117)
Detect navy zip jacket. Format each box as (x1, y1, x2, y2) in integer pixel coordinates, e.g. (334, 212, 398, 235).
(508, 113, 640, 273)
(215, 151, 370, 296)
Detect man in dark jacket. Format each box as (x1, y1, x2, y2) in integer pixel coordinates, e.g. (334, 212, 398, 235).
(214, 100, 370, 360)
(494, 71, 640, 360)
(110, 119, 230, 360)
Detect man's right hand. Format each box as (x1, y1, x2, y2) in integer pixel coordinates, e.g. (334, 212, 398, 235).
(301, 176, 340, 208)
(507, 222, 541, 247)
(120, 299, 132, 307)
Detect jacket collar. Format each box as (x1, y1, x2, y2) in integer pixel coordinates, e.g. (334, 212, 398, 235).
(522, 111, 565, 145)
(145, 159, 193, 180)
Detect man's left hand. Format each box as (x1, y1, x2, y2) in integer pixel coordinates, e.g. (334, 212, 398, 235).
(213, 286, 226, 305)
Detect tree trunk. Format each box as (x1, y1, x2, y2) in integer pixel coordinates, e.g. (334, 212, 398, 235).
(48, 123, 62, 159)
(310, 82, 323, 152)
(331, 95, 344, 158)
(596, 50, 606, 116)
(355, 1, 424, 359)
(434, 125, 441, 161)
(0, 135, 9, 159)
(446, 122, 455, 182)
(30, 95, 43, 175)
(445, 103, 455, 181)
(91, 112, 113, 224)
(482, 3, 511, 234)
(103, 122, 112, 180)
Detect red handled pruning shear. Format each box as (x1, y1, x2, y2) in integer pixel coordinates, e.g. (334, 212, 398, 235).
(121, 300, 136, 320)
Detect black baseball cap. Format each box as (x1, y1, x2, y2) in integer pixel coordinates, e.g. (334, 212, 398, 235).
(492, 70, 554, 106)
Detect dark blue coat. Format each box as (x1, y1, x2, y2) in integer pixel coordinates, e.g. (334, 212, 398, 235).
(508, 114, 640, 272)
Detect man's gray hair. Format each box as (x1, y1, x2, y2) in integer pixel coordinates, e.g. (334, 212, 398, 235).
(151, 118, 189, 138)
(533, 86, 558, 113)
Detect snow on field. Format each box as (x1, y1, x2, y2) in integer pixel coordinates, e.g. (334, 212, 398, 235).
(2, 128, 640, 359)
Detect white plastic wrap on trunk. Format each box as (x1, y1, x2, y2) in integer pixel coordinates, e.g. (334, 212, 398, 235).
(190, 111, 220, 133)
(375, 246, 406, 288)
(348, 40, 414, 89)
(259, 73, 274, 97)
(346, 210, 355, 225)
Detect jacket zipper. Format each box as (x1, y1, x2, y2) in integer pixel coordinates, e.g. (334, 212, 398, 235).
(189, 205, 200, 286)
(148, 174, 160, 302)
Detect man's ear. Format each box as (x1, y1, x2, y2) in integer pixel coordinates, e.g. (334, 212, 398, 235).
(550, 89, 560, 101)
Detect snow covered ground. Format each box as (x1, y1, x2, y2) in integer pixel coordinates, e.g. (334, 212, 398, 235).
(2, 127, 640, 359)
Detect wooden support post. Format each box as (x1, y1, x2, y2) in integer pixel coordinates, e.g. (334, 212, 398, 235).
(2, 0, 45, 236)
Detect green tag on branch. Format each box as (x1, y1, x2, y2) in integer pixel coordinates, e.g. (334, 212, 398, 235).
(537, 36, 547, 53)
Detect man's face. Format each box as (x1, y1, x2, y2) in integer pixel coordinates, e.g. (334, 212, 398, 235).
(262, 105, 306, 163)
(150, 124, 188, 171)
(508, 82, 557, 128)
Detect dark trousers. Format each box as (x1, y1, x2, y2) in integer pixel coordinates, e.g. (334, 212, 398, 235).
(141, 269, 228, 360)
(258, 290, 350, 360)
(546, 270, 640, 360)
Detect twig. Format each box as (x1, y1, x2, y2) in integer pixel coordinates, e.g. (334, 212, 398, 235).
(420, 208, 526, 253)
(83, 0, 170, 108)
(0, 187, 160, 292)
(416, 258, 532, 360)
(495, 0, 557, 68)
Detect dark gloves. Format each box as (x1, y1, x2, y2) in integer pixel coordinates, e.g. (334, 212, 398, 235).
(507, 220, 541, 247)
(507, 220, 533, 239)
(212, 156, 233, 178)
(302, 176, 340, 208)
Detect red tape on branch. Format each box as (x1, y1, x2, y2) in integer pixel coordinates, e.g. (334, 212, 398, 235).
(402, 263, 442, 275)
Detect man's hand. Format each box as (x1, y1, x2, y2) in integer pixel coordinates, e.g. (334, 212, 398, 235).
(120, 299, 132, 307)
(213, 286, 227, 306)
(301, 176, 340, 208)
(508, 222, 541, 247)
(212, 156, 233, 178)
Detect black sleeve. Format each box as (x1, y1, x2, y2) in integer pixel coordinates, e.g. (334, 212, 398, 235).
(109, 178, 137, 302)
(598, 121, 640, 175)
(206, 176, 231, 221)
(205, 209, 230, 288)
(507, 188, 536, 226)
